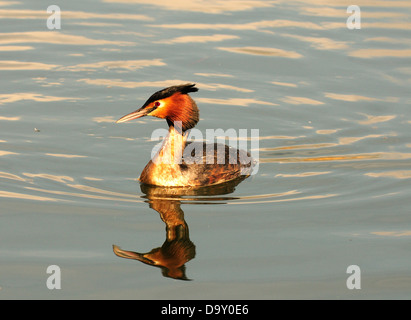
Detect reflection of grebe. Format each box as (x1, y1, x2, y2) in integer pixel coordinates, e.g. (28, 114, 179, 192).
(113, 197, 195, 280)
(113, 178, 245, 280)
(116, 83, 253, 187)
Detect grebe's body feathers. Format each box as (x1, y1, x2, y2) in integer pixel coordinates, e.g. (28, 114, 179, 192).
(139, 140, 253, 187)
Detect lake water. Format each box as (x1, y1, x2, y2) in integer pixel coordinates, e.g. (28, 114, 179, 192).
(0, 0, 410, 299)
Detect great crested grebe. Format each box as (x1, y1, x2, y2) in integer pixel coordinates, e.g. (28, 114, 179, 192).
(116, 83, 253, 187)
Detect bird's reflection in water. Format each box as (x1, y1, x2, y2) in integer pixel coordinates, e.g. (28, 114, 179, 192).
(113, 176, 247, 280)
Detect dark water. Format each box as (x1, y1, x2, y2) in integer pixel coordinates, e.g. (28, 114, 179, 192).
(1, 0, 410, 299)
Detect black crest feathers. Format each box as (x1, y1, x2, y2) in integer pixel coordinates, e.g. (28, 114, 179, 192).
(142, 83, 198, 108)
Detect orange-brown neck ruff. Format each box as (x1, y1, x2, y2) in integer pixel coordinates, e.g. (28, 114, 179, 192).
(151, 92, 199, 133)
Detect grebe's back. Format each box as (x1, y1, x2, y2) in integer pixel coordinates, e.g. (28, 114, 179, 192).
(116, 84, 254, 187)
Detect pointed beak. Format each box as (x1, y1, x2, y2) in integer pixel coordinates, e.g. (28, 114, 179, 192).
(116, 106, 155, 123)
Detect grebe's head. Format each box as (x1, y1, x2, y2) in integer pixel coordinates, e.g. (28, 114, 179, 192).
(116, 83, 199, 132)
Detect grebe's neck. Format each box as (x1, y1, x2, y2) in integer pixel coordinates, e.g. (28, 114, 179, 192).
(152, 124, 188, 165)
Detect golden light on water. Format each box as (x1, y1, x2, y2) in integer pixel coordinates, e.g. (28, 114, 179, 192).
(261, 152, 411, 164)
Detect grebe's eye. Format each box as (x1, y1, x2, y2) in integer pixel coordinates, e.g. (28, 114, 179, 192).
(154, 101, 161, 107)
